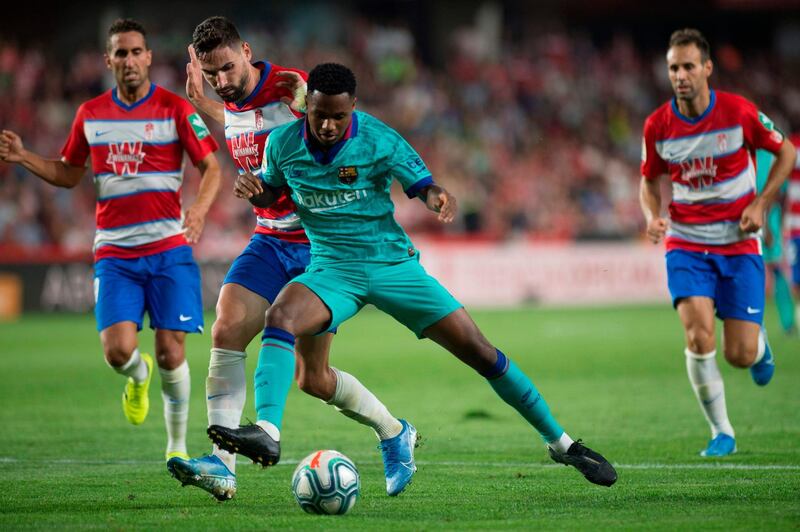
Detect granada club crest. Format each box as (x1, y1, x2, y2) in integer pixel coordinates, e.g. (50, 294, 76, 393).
(716, 133, 728, 153)
(144, 122, 154, 141)
(106, 141, 146, 175)
(255, 109, 264, 131)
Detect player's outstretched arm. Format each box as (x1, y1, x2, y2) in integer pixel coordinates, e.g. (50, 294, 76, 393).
(0, 129, 84, 188)
(186, 45, 225, 126)
(639, 175, 668, 244)
(183, 152, 222, 244)
(421, 184, 458, 223)
(234, 170, 277, 208)
(740, 138, 796, 233)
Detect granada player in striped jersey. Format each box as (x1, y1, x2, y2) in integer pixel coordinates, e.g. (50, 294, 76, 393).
(167, 17, 405, 502)
(640, 29, 796, 457)
(787, 132, 800, 323)
(0, 20, 222, 461)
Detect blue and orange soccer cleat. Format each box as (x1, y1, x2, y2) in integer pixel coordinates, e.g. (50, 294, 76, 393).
(700, 433, 736, 457)
(749, 327, 775, 386)
(379, 419, 419, 496)
(167, 454, 237, 501)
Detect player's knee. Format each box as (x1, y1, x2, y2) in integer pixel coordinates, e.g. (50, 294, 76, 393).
(211, 317, 243, 349)
(723, 342, 756, 368)
(264, 303, 295, 332)
(155, 336, 185, 370)
(685, 328, 715, 354)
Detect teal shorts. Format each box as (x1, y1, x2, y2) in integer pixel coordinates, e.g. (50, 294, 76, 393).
(762, 204, 783, 264)
(291, 258, 463, 338)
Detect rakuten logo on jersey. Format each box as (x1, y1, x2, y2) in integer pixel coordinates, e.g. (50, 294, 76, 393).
(106, 142, 146, 175)
(679, 156, 717, 190)
(230, 132, 260, 171)
(294, 188, 369, 212)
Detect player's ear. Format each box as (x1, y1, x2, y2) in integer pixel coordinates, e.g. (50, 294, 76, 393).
(241, 41, 252, 62)
(145, 49, 153, 67)
(352, 96, 357, 110)
(705, 59, 713, 77)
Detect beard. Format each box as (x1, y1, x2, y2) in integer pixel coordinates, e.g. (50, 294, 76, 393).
(216, 70, 250, 103)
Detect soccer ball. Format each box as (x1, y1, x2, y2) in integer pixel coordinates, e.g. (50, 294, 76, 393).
(291, 450, 360, 515)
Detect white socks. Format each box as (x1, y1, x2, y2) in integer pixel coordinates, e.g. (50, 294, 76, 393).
(112, 348, 148, 384)
(547, 432, 575, 454)
(327, 367, 402, 440)
(751, 328, 766, 366)
(159, 361, 191, 457)
(207, 348, 247, 472)
(256, 420, 281, 442)
(685, 349, 734, 438)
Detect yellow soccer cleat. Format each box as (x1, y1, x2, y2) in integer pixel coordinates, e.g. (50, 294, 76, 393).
(122, 352, 153, 425)
(166, 451, 190, 462)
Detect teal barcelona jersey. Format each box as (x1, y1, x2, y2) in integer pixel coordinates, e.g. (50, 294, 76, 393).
(259, 111, 434, 265)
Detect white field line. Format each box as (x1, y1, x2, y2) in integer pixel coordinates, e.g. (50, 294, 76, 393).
(0, 457, 798, 471)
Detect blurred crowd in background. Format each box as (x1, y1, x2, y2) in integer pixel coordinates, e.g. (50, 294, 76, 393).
(1, 4, 799, 259)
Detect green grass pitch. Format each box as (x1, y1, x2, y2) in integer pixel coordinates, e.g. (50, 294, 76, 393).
(0, 305, 798, 529)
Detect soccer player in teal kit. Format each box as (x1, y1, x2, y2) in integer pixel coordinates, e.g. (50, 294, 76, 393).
(211, 63, 617, 491)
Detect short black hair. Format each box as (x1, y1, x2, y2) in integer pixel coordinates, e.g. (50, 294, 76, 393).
(107, 19, 147, 51)
(307, 63, 357, 97)
(192, 16, 241, 56)
(669, 28, 711, 62)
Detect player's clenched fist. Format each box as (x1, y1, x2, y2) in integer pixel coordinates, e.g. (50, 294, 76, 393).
(739, 201, 765, 233)
(0, 130, 25, 163)
(425, 185, 458, 223)
(234, 171, 264, 199)
(646, 217, 669, 244)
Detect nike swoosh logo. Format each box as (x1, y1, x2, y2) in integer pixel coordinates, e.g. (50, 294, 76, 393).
(207, 393, 230, 400)
(702, 392, 723, 406)
(746, 307, 761, 314)
(95, 130, 112, 137)
(179, 314, 192, 322)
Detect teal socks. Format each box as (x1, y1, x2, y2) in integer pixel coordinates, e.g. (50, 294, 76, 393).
(254, 327, 296, 428)
(484, 350, 564, 443)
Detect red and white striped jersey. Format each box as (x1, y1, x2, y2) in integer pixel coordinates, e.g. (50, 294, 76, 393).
(61, 83, 218, 260)
(224, 61, 308, 243)
(641, 90, 784, 255)
(787, 133, 800, 239)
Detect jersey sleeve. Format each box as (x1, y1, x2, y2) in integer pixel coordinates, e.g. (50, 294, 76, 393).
(174, 99, 219, 165)
(640, 115, 668, 180)
(60, 105, 90, 167)
(387, 129, 434, 198)
(742, 102, 784, 155)
(259, 132, 286, 188)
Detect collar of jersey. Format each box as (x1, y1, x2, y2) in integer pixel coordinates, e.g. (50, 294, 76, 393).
(235, 61, 271, 110)
(671, 88, 716, 125)
(302, 112, 359, 165)
(112, 83, 156, 111)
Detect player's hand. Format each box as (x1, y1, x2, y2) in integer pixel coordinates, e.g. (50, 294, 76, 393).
(426, 185, 458, 223)
(646, 217, 669, 244)
(182, 204, 207, 244)
(234, 170, 264, 199)
(739, 200, 765, 233)
(0, 130, 25, 163)
(275, 71, 307, 113)
(186, 45, 206, 105)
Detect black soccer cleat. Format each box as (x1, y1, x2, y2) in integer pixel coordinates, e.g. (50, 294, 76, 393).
(548, 440, 617, 487)
(207, 424, 281, 467)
